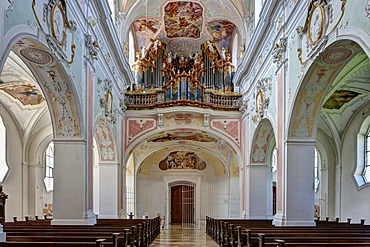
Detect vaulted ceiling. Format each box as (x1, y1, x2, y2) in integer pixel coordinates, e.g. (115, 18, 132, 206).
(119, 0, 248, 54)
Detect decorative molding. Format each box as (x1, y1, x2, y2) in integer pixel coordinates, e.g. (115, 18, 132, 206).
(272, 37, 287, 68)
(203, 113, 209, 128)
(158, 113, 164, 128)
(97, 78, 116, 124)
(366, 0, 370, 19)
(252, 78, 272, 124)
(210, 118, 241, 146)
(95, 118, 116, 162)
(245, 12, 255, 35)
(6, 0, 14, 18)
(85, 34, 99, 61)
(126, 118, 157, 146)
(296, 0, 347, 65)
(32, 0, 77, 64)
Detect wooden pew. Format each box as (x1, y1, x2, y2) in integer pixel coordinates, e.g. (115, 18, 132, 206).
(2, 217, 161, 247)
(206, 216, 370, 247)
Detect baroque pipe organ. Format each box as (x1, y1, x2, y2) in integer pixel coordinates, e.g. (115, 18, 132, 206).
(126, 39, 241, 110)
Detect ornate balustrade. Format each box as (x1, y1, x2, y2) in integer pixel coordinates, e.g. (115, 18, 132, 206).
(125, 88, 241, 111)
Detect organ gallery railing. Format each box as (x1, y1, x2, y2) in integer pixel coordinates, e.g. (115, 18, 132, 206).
(125, 39, 241, 111)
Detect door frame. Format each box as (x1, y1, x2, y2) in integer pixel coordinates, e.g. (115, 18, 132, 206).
(164, 176, 201, 229)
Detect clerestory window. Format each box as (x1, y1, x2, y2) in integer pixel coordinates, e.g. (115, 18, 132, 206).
(364, 130, 370, 183)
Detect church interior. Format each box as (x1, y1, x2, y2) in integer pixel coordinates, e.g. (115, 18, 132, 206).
(0, 0, 370, 245)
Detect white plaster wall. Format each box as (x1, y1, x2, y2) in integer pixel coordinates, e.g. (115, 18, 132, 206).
(340, 109, 370, 223)
(98, 163, 118, 218)
(136, 175, 166, 219)
(136, 163, 240, 224)
(0, 107, 23, 222)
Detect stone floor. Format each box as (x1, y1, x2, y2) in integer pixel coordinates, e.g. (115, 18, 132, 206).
(150, 224, 218, 246)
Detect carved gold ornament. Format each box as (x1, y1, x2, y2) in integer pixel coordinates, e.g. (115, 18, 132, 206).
(50, 3, 67, 46)
(307, 3, 324, 46)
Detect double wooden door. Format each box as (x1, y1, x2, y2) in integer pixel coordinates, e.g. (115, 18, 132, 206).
(171, 184, 195, 225)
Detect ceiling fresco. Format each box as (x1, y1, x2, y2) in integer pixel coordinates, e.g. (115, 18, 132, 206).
(164, 1, 203, 39)
(207, 20, 235, 51)
(320, 52, 370, 138)
(132, 17, 161, 51)
(0, 85, 44, 106)
(147, 129, 218, 143)
(323, 90, 360, 110)
(127, 0, 240, 54)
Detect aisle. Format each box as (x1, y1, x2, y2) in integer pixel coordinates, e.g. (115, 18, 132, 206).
(150, 224, 218, 247)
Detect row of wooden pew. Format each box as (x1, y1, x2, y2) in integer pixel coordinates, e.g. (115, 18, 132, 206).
(206, 216, 370, 247)
(0, 217, 161, 246)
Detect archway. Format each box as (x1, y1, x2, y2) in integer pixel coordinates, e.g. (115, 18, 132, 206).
(0, 35, 93, 224)
(276, 40, 365, 226)
(247, 118, 275, 219)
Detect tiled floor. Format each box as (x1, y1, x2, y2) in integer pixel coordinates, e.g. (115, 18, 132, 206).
(150, 224, 218, 246)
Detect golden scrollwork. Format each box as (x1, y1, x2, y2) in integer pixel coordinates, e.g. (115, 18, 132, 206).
(32, 0, 44, 31)
(66, 44, 76, 64)
(331, 0, 347, 30)
(307, 3, 325, 46)
(50, 2, 67, 46)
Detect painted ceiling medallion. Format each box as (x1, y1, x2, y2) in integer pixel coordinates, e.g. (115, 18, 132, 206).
(323, 90, 360, 110)
(0, 84, 45, 106)
(321, 48, 353, 65)
(168, 39, 199, 53)
(159, 151, 206, 170)
(147, 130, 218, 143)
(164, 1, 203, 39)
(19, 47, 53, 65)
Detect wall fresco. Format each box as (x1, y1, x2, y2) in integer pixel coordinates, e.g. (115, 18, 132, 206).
(251, 120, 274, 164)
(159, 151, 206, 170)
(95, 118, 116, 162)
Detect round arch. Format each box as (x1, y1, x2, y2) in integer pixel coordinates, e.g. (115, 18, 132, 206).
(288, 39, 364, 139)
(0, 30, 83, 139)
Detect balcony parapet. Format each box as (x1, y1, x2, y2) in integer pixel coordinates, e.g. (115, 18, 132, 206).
(125, 89, 241, 111)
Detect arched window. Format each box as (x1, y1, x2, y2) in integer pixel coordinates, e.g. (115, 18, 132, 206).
(0, 116, 9, 182)
(44, 142, 54, 192)
(314, 148, 320, 193)
(271, 147, 277, 173)
(354, 116, 370, 188)
(364, 130, 370, 182)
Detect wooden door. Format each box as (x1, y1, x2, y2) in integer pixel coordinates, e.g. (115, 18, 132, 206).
(171, 186, 182, 224)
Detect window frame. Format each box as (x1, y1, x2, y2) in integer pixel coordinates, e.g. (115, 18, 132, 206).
(0, 116, 9, 182)
(44, 142, 54, 192)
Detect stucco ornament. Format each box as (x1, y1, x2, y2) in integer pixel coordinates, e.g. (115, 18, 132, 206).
(32, 0, 77, 64)
(97, 78, 116, 124)
(95, 119, 115, 162)
(252, 78, 272, 124)
(366, 0, 370, 19)
(296, 0, 347, 65)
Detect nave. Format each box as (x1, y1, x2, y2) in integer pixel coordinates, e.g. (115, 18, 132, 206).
(151, 225, 218, 247)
